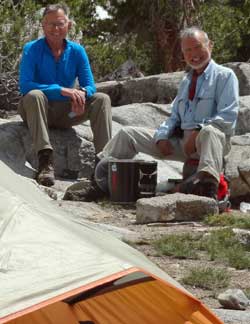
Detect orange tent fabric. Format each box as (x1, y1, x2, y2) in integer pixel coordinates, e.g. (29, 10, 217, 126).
(6, 272, 223, 324)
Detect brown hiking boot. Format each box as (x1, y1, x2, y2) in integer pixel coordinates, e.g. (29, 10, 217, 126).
(179, 176, 218, 200)
(36, 149, 55, 187)
(200, 179, 218, 200)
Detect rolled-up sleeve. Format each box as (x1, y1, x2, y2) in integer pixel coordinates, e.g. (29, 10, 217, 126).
(153, 96, 181, 142)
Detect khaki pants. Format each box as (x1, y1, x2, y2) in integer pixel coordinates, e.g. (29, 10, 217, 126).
(98, 125, 229, 182)
(18, 90, 112, 154)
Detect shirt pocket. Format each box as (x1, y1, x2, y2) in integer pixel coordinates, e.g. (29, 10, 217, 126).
(177, 98, 188, 120)
(194, 90, 215, 122)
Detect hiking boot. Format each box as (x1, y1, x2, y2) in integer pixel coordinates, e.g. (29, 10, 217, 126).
(200, 180, 218, 200)
(36, 149, 55, 187)
(179, 176, 218, 200)
(63, 180, 106, 202)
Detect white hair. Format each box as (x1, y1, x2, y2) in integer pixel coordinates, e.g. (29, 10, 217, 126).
(42, 3, 70, 19)
(180, 27, 210, 45)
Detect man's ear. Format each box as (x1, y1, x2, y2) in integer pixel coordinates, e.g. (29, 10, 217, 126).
(68, 20, 72, 30)
(209, 40, 214, 51)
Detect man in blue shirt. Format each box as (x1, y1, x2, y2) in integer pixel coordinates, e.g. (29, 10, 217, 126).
(18, 3, 112, 187)
(68, 26, 239, 202)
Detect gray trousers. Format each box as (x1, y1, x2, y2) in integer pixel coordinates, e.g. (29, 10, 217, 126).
(18, 90, 112, 154)
(97, 125, 229, 192)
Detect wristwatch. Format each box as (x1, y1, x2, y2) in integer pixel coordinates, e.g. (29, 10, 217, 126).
(80, 87, 87, 96)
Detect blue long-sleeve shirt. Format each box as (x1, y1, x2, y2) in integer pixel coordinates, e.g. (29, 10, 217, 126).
(19, 37, 96, 101)
(154, 59, 239, 141)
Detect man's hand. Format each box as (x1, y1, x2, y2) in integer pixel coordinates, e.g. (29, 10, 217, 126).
(156, 139, 174, 156)
(61, 88, 86, 116)
(71, 100, 85, 116)
(184, 130, 199, 156)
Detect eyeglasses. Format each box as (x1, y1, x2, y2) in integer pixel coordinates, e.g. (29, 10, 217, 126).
(43, 21, 68, 29)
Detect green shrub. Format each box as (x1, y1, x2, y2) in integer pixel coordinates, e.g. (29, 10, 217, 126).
(182, 266, 230, 290)
(204, 213, 250, 229)
(153, 233, 203, 259)
(202, 228, 250, 269)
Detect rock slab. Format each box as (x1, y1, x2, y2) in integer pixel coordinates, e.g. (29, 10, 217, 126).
(136, 193, 219, 224)
(218, 289, 249, 310)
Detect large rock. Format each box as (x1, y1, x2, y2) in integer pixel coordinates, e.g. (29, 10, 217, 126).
(97, 72, 185, 106)
(225, 134, 250, 200)
(218, 289, 249, 310)
(136, 193, 218, 224)
(0, 118, 95, 178)
(236, 96, 250, 135)
(225, 62, 250, 96)
(112, 103, 171, 127)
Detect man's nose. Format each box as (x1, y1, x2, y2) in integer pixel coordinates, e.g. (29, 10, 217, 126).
(52, 24, 60, 30)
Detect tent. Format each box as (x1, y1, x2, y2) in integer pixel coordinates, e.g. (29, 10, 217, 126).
(0, 161, 223, 324)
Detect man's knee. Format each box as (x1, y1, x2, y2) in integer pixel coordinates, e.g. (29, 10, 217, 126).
(200, 124, 223, 138)
(92, 92, 111, 110)
(117, 126, 136, 139)
(107, 127, 136, 151)
(22, 90, 47, 109)
(198, 125, 225, 146)
(24, 90, 45, 101)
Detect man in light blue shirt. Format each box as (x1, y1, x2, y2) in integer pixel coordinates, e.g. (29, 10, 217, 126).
(155, 59, 238, 140)
(18, 3, 112, 187)
(70, 26, 239, 202)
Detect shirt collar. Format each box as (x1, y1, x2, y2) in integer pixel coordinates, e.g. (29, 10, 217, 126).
(42, 38, 70, 61)
(43, 37, 69, 51)
(202, 59, 214, 80)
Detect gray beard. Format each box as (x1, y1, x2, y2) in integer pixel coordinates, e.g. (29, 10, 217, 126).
(189, 56, 211, 71)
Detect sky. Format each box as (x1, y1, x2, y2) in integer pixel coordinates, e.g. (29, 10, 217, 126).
(95, 5, 110, 19)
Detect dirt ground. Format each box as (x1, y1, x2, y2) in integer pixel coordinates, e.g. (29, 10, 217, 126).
(52, 186, 250, 311)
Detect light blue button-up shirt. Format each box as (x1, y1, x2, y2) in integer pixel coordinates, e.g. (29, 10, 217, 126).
(154, 59, 239, 141)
